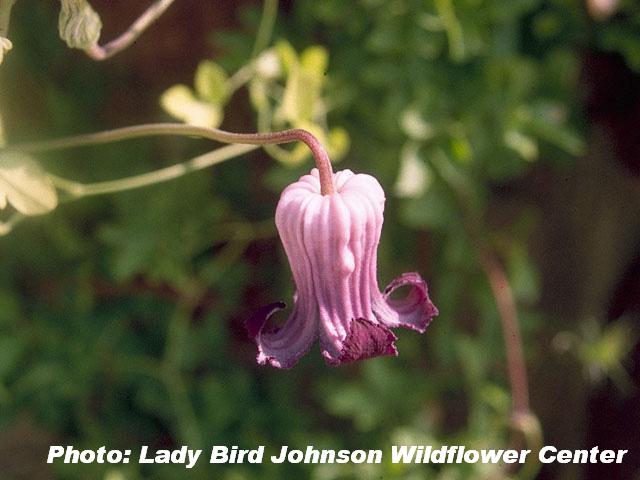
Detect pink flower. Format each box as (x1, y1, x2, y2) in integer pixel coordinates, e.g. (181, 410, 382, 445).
(246, 168, 438, 368)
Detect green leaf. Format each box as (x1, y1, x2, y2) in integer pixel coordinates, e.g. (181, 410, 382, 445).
(160, 84, 222, 128)
(504, 129, 538, 161)
(279, 67, 319, 123)
(194, 60, 230, 105)
(278, 45, 329, 124)
(0, 152, 58, 215)
(327, 126, 350, 161)
(248, 79, 269, 111)
(274, 40, 299, 76)
(300, 46, 329, 78)
(400, 108, 435, 141)
(58, 0, 102, 49)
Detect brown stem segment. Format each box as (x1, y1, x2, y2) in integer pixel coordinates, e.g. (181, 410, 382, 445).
(85, 0, 175, 61)
(479, 249, 530, 417)
(5, 123, 335, 195)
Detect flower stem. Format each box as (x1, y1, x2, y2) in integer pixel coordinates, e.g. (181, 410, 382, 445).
(430, 149, 535, 458)
(478, 249, 530, 416)
(8, 122, 335, 195)
(434, 0, 465, 62)
(251, 0, 278, 57)
(85, 0, 175, 60)
(49, 143, 258, 197)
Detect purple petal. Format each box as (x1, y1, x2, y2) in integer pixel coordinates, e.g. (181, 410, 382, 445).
(326, 318, 398, 366)
(374, 272, 438, 333)
(246, 302, 286, 338)
(246, 301, 318, 369)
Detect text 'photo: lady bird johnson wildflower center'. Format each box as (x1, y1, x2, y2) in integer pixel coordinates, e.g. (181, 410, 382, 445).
(1, 0, 639, 479)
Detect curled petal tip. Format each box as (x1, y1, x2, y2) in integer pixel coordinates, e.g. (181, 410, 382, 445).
(246, 301, 317, 369)
(245, 301, 286, 339)
(380, 272, 438, 333)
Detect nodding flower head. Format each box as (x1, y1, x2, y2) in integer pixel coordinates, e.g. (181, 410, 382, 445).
(246, 168, 438, 368)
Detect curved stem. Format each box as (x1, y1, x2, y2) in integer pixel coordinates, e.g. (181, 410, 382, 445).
(50, 143, 258, 197)
(478, 250, 530, 417)
(430, 150, 533, 456)
(85, 0, 175, 60)
(434, 0, 465, 62)
(8, 123, 335, 195)
(227, 63, 255, 94)
(251, 0, 278, 57)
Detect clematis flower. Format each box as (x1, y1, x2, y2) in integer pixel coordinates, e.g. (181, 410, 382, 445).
(247, 168, 438, 368)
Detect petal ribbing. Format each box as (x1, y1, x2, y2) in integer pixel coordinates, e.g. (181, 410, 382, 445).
(247, 168, 438, 368)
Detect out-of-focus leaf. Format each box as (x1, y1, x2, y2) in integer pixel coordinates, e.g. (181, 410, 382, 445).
(327, 126, 350, 161)
(103, 470, 127, 480)
(449, 130, 473, 164)
(600, 25, 640, 72)
(274, 40, 298, 75)
(0, 337, 23, 377)
(400, 183, 457, 229)
(254, 50, 281, 79)
(0, 37, 12, 65)
(248, 79, 269, 111)
(400, 109, 435, 141)
(323, 383, 383, 431)
(518, 103, 585, 156)
(504, 129, 538, 161)
(279, 68, 318, 124)
(577, 318, 638, 389)
(58, 0, 102, 49)
(300, 46, 329, 77)
(394, 142, 431, 198)
(279, 46, 329, 124)
(160, 85, 222, 128)
(507, 244, 540, 304)
(194, 60, 230, 104)
(0, 152, 58, 215)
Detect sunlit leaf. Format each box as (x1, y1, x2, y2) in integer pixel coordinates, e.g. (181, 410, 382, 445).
(0, 37, 12, 65)
(194, 60, 230, 104)
(279, 66, 320, 123)
(248, 79, 269, 111)
(504, 129, 538, 161)
(0, 152, 58, 215)
(274, 40, 298, 75)
(327, 126, 350, 161)
(394, 142, 431, 198)
(160, 84, 222, 128)
(300, 46, 329, 78)
(254, 50, 281, 79)
(400, 108, 435, 141)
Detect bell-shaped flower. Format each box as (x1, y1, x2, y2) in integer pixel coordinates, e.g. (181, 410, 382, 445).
(247, 168, 438, 368)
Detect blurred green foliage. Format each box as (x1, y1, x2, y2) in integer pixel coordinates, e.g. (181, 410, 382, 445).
(0, 0, 638, 479)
